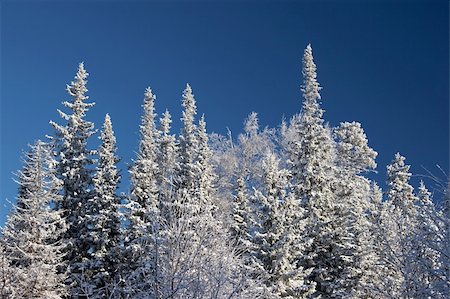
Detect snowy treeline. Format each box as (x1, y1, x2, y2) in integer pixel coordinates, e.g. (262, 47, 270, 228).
(1, 45, 449, 299)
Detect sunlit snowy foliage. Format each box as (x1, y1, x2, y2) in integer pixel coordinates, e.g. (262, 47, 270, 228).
(1, 45, 448, 298)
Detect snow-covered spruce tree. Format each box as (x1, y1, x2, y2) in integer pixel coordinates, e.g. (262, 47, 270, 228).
(230, 176, 253, 260)
(275, 190, 312, 299)
(197, 115, 214, 211)
(50, 62, 96, 296)
(157, 110, 177, 226)
(172, 84, 199, 218)
(229, 175, 270, 297)
(385, 153, 417, 215)
(251, 151, 311, 298)
(1, 141, 67, 298)
(333, 121, 380, 297)
(363, 182, 389, 298)
(82, 114, 121, 298)
(251, 152, 285, 295)
(408, 181, 448, 298)
(381, 153, 418, 298)
(159, 84, 201, 295)
(123, 87, 161, 297)
(284, 44, 333, 203)
(284, 44, 346, 298)
(285, 44, 334, 206)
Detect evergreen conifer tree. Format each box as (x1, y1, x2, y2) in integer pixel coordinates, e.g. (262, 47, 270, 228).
(251, 152, 312, 298)
(361, 182, 387, 298)
(381, 153, 418, 298)
(230, 176, 253, 259)
(173, 84, 199, 218)
(157, 110, 177, 226)
(334, 121, 379, 297)
(284, 44, 339, 298)
(124, 87, 161, 297)
(50, 63, 96, 296)
(409, 181, 448, 298)
(84, 114, 121, 298)
(2, 141, 67, 298)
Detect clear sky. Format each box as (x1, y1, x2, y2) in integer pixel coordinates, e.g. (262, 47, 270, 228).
(1, 0, 448, 225)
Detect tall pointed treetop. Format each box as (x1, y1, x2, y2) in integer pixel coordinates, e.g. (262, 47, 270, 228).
(140, 87, 158, 148)
(49, 63, 97, 292)
(386, 152, 415, 207)
(177, 83, 198, 190)
(86, 113, 121, 297)
(198, 114, 208, 147)
(67, 62, 88, 99)
(287, 44, 334, 203)
(62, 62, 95, 118)
(181, 83, 197, 136)
(124, 87, 161, 295)
(160, 109, 172, 136)
(130, 86, 159, 209)
(301, 44, 322, 106)
(95, 113, 119, 192)
(104, 113, 113, 132)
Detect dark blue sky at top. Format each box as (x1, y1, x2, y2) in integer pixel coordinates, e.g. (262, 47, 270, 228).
(0, 0, 448, 225)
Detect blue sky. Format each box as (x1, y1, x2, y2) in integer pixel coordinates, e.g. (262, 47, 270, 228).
(1, 0, 448, 225)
